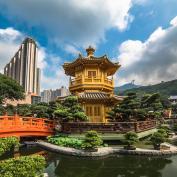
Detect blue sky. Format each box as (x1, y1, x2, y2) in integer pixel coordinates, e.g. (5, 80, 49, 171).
(0, 0, 177, 90)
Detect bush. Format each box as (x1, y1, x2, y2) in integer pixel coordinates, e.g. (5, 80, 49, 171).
(157, 128, 168, 138)
(0, 155, 45, 177)
(0, 137, 19, 156)
(48, 131, 103, 150)
(47, 136, 83, 149)
(150, 132, 166, 150)
(73, 112, 88, 121)
(173, 124, 177, 132)
(124, 132, 138, 149)
(159, 125, 170, 134)
(82, 130, 103, 150)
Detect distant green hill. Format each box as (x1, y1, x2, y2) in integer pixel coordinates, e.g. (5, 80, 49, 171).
(115, 83, 141, 94)
(120, 79, 177, 97)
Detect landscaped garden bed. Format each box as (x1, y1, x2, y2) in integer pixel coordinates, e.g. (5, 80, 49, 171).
(43, 126, 177, 157)
(47, 135, 84, 149)
(47, 130, 104, 151)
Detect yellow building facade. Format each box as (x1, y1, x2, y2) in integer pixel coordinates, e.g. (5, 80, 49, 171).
(63, 46, 123, 122)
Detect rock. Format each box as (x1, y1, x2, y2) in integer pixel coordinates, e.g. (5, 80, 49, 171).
(160, 143, 171, 150)
(44, 173, 49, 177)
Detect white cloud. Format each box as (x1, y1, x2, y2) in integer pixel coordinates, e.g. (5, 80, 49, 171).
(118, 40, 144, 67)
(64, 44, 80, 56)
(38, 49, 68, 90)
(147, 27, 166, 42)
(170, 16, 177, 26)
(0, 27, 22, 41)
(0, 27, 23, 72)
(41, 67, 69, 90)
(0, 0, 136, 47)
(117, 15, 177, 86)
(37, 47, 47, 70)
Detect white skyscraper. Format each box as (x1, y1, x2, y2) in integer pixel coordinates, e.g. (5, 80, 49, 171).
(4, 37, 40, 95)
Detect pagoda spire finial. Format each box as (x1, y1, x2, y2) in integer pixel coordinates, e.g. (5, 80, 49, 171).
(86, 46, 95, 57)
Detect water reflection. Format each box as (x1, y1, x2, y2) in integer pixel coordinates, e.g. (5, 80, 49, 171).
(46, 154, 173, 177)
(0, 146, 47, 160)
(1, 146, 177, 177)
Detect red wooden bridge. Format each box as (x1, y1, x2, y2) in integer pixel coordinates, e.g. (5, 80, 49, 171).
(0, 114, 55, 138)
(0, 114, 157, 138)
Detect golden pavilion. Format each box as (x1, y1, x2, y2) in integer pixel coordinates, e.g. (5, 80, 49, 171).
(63, 46, 123, 123)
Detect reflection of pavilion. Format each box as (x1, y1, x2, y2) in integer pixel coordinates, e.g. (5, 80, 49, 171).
(63, 46, 123, 122)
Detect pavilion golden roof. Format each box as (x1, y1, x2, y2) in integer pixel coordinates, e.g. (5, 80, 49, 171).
(78, 92, 124, 104)
(63, 51, 121, 77)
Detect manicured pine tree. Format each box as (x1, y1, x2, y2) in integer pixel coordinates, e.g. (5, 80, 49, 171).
(141, 93, 164, 119)
(54, 96, 88, 122)
(107, 92, 165, 122)
(107, 92, 145, 121)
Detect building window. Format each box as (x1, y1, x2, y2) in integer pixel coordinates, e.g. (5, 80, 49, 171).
(88, 71, 96, 78)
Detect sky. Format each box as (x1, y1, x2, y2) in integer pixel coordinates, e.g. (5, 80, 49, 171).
(0, 0, 177, 90)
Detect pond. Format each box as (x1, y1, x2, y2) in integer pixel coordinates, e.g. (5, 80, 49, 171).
(1, 146, 177, 177)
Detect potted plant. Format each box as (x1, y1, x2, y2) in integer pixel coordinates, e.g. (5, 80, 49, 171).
(82, 130, 103, 152)
(150, 132, 166, 150)
(124, 132, 138, 150)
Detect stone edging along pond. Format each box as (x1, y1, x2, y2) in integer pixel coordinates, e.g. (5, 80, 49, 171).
(36, 141, 177, 157)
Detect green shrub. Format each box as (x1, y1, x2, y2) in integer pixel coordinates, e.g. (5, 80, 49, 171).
(0, 137, 19, 156)
(48, 131, 103, 150)
(47, 136, 83, 149)
(157, 128, 168, 138)
(0, 155, 45, 177)
(159, 125, 170, 134)
(173, 124, 177, 132)
(150, 132, 166, 149)
(73, 112, 88, 121)
(124, 132, 138, 147)
(82, 130, 103, 150)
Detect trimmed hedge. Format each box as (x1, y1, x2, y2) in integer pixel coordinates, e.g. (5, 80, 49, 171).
(47, 136, 83, 149)
(82, 130, 103, 149)
(0, 155, 46, 177)
(0, 137, 19, 156)
(48, 131, 103, 150)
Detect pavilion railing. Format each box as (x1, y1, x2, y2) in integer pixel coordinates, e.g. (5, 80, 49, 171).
(70, 76, 113, 86)
(61, 120, 157, 134)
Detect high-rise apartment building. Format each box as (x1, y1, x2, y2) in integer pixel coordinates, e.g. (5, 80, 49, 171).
(4, 37, 40, 95)
(41, 86, 70, 103)
(41, 90, 52, 103)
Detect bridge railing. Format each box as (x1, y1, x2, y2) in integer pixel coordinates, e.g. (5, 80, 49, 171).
(0, 114, 55, 132)
(61, 120, 157, 134)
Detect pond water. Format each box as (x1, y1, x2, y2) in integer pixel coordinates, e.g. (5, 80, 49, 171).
(1, 146, 177, 177)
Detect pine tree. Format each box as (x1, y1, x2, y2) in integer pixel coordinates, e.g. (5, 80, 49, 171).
(107, 92, 164, 122)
